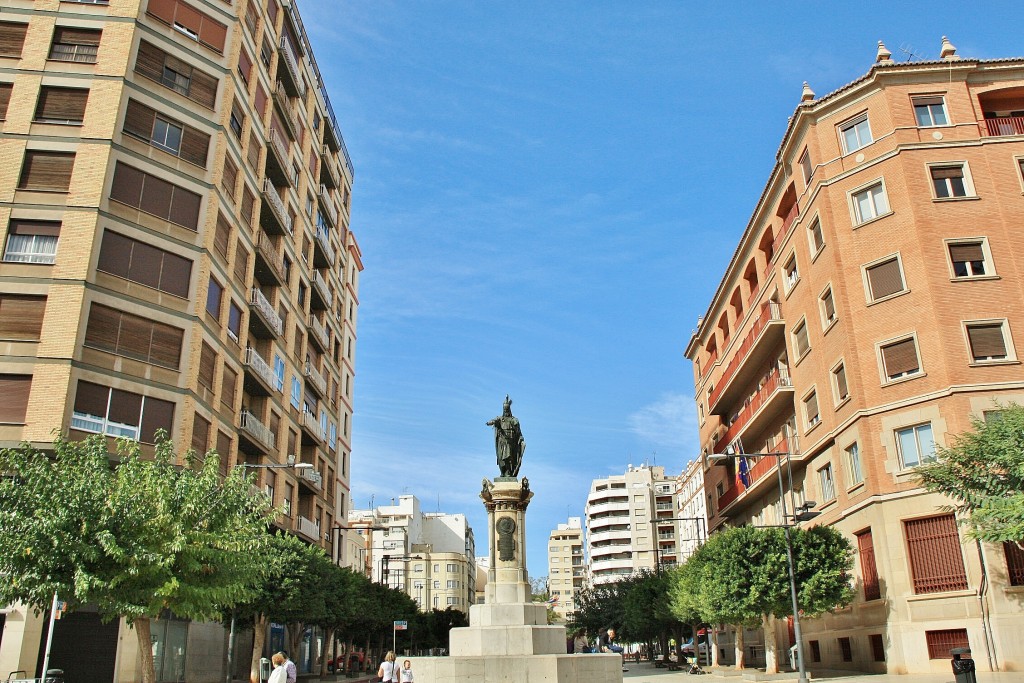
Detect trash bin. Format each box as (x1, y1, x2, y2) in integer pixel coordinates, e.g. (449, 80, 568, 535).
(951, 648, 977, 683)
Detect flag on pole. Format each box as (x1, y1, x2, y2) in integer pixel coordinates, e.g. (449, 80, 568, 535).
(545, 595, 559, 606)
(738, 456, 751, 487)
(394, 620, 408, 631)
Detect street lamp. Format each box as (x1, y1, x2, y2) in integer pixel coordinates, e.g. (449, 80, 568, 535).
(708, 450, 817, 683)
(225, 456, 313, 683)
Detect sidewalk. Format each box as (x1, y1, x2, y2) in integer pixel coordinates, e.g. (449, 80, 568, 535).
(621, 664, 1024, 683)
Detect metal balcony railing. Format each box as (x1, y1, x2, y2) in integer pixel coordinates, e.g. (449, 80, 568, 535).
(239, 410, 275, 451)
(315, 224, 336, 266)
(267, 127, 292, 184)
(262, 179, 291, 233)
(708, 301, 783, 409)
(983, 116, 1024, 137)
(244, 346, 278, 393)
(278, 38, 304, 97)
(319, 185, 339, 227)
(256, 231, 286, 282)
(308, 314, 330, 351)
(717, 437, 796, 510)
(273, 81, 298, 140)
(320, 145, 340, 188)
(296, 514, 320, 540)
(298, 467, 323, 491)
(301, 408, 327, 442)
(250, 287, 283, 337)
(303, 360, 328, 396)
(716, 366, 792, 448)
(311, 269, 332, 308)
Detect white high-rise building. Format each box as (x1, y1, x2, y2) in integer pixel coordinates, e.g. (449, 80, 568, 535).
(547, 518, 585, 621)
(674, 458, 708, 562)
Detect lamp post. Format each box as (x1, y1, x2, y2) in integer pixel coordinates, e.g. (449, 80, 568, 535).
(225, 456, 313, 683)
(708, 450, 818, 683)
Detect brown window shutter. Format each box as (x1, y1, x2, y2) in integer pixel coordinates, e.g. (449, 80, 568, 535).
(134, 41, 166, 83)
(216, 430, 232, 466)
(0, 374, 31, 422)
(221, 363, 237, 409)
(188, 68, 218, 109)
(882, 338, 919, 377)
(8, 220, 61, 238)
(795, 324, 809, 356)
(74, 381, 109, 417)
(0, 22, 28, 57)
(967, 324, 1007, 359)
(149, 320, 184, 369)
(127, 239, 163, 290)
(238, 49, 253, 84)
(19, 151, 75, 191)
(254, 83, 268, 118)
(234, 241, 249, 282)
(53, 27, 101, 46)
(931, 166, 964, 180)
(168, 185, 202, 230)
(222, 156, 238, 199)
(110, 162, 146, 208)
(180, 125, 210, 167)
(241, 185, 256, 226)
(160, 250, 193, 298)
(172, 0, 203, 33)
(949, 243, 983, 263)
(124, 99, 157, 140)
(823, 292, 836, 320)
(269, 410, 280, 437)
(835, 364, 848, 397)
(214, 213, 231, 259)
(109, 388, 143, 426)
(246, 131, 261, 169)
(271, 111, 286, 141)
(35, 87, 89, 123)
(0, 83, 13, 120)
(198, 341, 216, 389)
(84, 303, 122, 354)
(245, 1, 260, 34)
(140, 396, 174, 443)
(139, 172, 174, 218)
(0, 294, 46, 340)
(267, 0, 279, 25)
(147, 0, 177, 24)
(309, 148, 318, 176)
(192, 412, 210, 454)
(867, 258, 904, 300)
(117, 311, 155, 363)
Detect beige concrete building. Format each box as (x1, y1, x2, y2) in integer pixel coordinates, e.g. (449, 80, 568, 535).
(547, 517, 585, 621)
(0, 0, 359, 680)
(684, 39, 1024, 674)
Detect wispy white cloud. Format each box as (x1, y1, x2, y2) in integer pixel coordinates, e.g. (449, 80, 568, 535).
(627, 392, 699, 468)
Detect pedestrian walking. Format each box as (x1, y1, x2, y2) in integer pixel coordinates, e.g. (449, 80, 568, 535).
(280, 652, 296, 683)
(268, 654, 288, 683)
(377, 650, 399, 683)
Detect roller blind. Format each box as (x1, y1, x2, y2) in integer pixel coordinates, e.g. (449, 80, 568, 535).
(97, 230, 192, 298)
(19, 152, 75, 191)
(0, 375, 31, 422)
(214, 212, 231, 259)
(84, 303, 184, 369)
(192, 412, 210, 454)
(35, 87, 89, 123)
(147, 0, 227, 53)
(222, 156, 238, 200)
(110, 162, 201, 230)
(967, 324, 1007, 360)
(234, 240, 248, 282)
(198, 341, 216, 389)
(882, 338, 919, 377)
(0, 295, 46, 340)
(948, 243, 983, 263)
(221, 363, 237, 410)
(0, 83, 13, 120)
(0, 22, 28, 57)
(134, 40, 218, 109)
(866, 258, 904, 300)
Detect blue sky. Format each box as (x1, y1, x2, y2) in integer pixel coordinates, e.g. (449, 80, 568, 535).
(298, 1, 1020, 579)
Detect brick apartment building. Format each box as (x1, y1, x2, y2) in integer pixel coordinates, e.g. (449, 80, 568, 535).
(0, 0, 360, 680)
(684, 39, 1024, 674)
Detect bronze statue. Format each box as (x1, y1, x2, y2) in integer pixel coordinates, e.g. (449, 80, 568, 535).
(487, 395, 525, 478)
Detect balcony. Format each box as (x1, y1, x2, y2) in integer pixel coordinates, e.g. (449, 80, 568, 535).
(277, 37, 304, 98)
(303, 360, 328, 397)
(308, 314, 330, 352)
(318, 185, 339, 228)
(310, 269, 332, 311)
(243, 346, 278, 396)
(300, 408, 327, 444)
(261, 179, 292, 235)
(239, 410, 275, 455)
(254, 231, 286, 286)
(771, 202, 800, 258)
(273, 81, 298, 140)
(313, 225, 336, 268)
(588, 528, 631, 544)
(265, 126, 292, 188)
(297, 466, 323, 492)
(248, 287, 283, 339)
(716, 437, 798, 512)
(320, 145, 340, 189)
(983, 116, 1024, 136)
(295, 514, 321, 541)
(708, 301, 785, 412)
(716, 366, 794, 451)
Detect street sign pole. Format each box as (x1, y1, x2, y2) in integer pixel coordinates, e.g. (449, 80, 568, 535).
(41, 592, 58, 679)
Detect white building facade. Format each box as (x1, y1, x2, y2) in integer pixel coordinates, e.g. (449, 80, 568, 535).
(547, 517, 586, 621)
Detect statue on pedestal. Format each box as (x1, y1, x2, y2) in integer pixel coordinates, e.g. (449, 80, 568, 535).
(487, 395, 525, 478)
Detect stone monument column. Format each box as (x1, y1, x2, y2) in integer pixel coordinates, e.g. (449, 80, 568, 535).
(483, 478, 532, 605)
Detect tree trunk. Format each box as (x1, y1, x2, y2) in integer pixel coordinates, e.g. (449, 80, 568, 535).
(134, 617, 157, 683)
(763, 614, 779, 674)
(288, 622, 304, 668)
(710, 626, 720, 668)
(734, 625, 746, 669)
(319, 627, 334, 678)
(250, 615, 268, 683)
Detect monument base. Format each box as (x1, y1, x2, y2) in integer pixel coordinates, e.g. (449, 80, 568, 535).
(401, 653, 624, 683)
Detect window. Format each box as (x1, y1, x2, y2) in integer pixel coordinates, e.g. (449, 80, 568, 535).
(97, 231, 191, 297)
(0, 375, 31, 423)
(109, 162, 202, 230)
(808, 217, 824, 255)
(191, 412, 210, 454)
(446, 597, 458, 606)
(206, 278, 223, 319)
(221, 156, 239, 201)
(799, 148, 813, 184)
(838, 637, 852, 662)
(152, 117, 185, 154)
(197, 342, 216, 391)
(809, 641, 821, 663)
(446, 580, 457, 589)
(896, 422, 935, 469)
(831, 361, 849, 403)
(71, 380, 174, 443)
(227, 302, 242, 343)
(840, 114, 872, 154)
(263, 469, 275, 504)
(880, 336, 921, 383)
(864, 256, 906, 302)
(213, 213, 231, 260)
(792, 320, 810, 359)
(0, 294, 46, 341)
(0, 22, 29, 58)
(290, 375, 301, 409)
(135, 40, 218, 109)
(783, 253, 799, 291)
(820, 286, 837, 328)
(4, 220, 60, 264)
(283, 482, 293, 516)
(18, 151, 75, 192)
(34, 87, 89, 124)
(259, 33, 273, 69)
(1003, 542, 1024, 586)
(48, 27, 101, 63)
(0, 83, 11, 120)
(146, 0, 228, 54)
(221, 364, 237, 411)
(851, 181, 890, 224)
(930, 164, 972, 198)
(229, 99, 244, 138)
(817, 463, 835, 502)
(845, 442, 863, 485)
(965, 321, 1012, 363)
(913, 96, 948, 127)
(856, 528, 880, 601)
(273, 354, 285, 391)
(237, 49, 253, 86)
(803, 389, 820, 429)
(870, 634, 885, 662)
(84, 303, 184, 369)
(925, 629, 968, 660)
(947, 240, 991, 278)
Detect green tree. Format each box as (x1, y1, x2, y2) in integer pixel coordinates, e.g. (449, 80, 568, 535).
(621, 569, 681, 658)
(917, 405, 1024, 544)
(568, 579, 627, 641)
(0, 435, 274, 683)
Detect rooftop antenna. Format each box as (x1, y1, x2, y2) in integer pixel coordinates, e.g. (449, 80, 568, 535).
(898, 43, 925, 62)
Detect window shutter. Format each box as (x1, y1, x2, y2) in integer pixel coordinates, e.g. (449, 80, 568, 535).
(179, 125, 210, 167)
(53, 27, 101, 46)
(84, 303, 121, 354)
(949, 243, 983, 262)
(117, 310, 154, 362)
(198, 12, 227, 53)
(221, 156, 238, 199)
(110, 162, 146, 208)
(149, 320, 183, 368)
(246, 131, 261, 169)
(74, 381, 109, 417)
(805, 392, 818, 418)
(168, 185, 201, 230)
(904, 514, 968, 593)
(0, 374, 31, 422)
(216, 430, 232, 472)
(139, 172, 174, 218)
(109, 388, 143, 426)
(238, 49, 253, 84)
(254, 83, 268, 118)
(127, 239, 163, 290)
(0, 295, 46, 340)
(0, 22, 28, 57)
(795, 324, 809, 356)
(234, 241, 249, 282)
(914, 96, 944, 107)
(198, 341, 216, 389)
(192, 412, 210, 454)
(967, 324, 1006, 359)
(19, 151, 75, 191)
(0, 83, 13, 120)
(867, 258, 904, 300)
(931, 166, 963, 180)
(245, 1, 260, 34)
(882, 338, 919, 377)
(173, 1, 203, 34)
(241, 185, 256, 226)
(124, 99, 157, 140)
(214, 213, 231, 258)
(160, 250, 192, 298)
(823, 292, 836, 320)
(188, 68, 218, 108)
(221, 363, 237, 409)
(835, 364, 848, 397)
(147, 0, 177, 24)
(267, 0, 279, 25)
(35, 87, 89, 123)
(134, 41, 166, 83)
(140, 396, 174, 443)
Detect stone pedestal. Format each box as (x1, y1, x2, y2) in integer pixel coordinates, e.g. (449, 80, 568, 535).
(405, 478, 622, 682)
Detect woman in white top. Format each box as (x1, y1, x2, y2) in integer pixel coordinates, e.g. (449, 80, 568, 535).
(377, 650, 398, 683)
(268, 653, 288, 683)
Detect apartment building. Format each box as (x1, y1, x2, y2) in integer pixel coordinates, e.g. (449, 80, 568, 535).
(547, 517, 585, 621)
(684, 39, 1024, 674)
(585, 464, 680, 584)
(0, 0, 359, 680)
(350, 495, 477, 612)
(673, 458, 707, 562)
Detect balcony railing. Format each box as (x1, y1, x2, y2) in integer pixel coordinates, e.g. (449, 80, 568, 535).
(267, 127, 292, 185)
(249, 287, 284, 337)
(708, 301, 783, 409)
(304, 360, 328, 397)
(320, 145, 340, 189)
(244, 346, 278, 393)
(298, 467, 323, 491)
(273, 81, 298, 140)
(716, 366, 792, 448)
(983, 116, 1024, 137)
(296, 514, 320, 541)
(301, 408, 327, 442)
(240, 410, 275, 451)
(255, 231, 286, 284)
(314, 225, 336, 267)
(772, 202, 800, 257)
(261, 179, 291, 233)
(308, 314, 330, 351)
(311, 269, 332, 309)
(717, 437, 796, 511)
(319, 185, 339, 227)
(278, 38, 304, 97)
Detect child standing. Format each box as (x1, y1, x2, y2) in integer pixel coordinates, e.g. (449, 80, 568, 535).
(400, 660, 414, 683)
